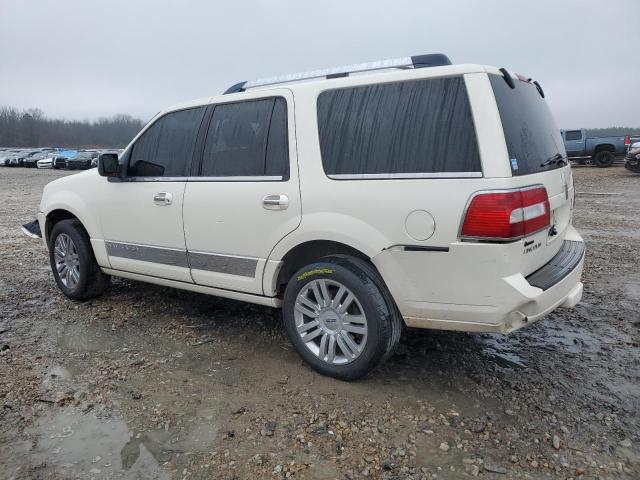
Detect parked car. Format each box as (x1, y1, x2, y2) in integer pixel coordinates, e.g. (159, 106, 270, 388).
(1, 152, 14, 166)
(15, 150, 41, 166)
(625, 142, 640, 174)
(38, 150, 75, 169)
(561, 129, 631, 167)
(37, 156, 55, 169)
(30, 55, 584, 380)
(20, 150, 47, 167)
(53, 156, 68, 169)
(66, 151, 98, 170)
(24, 151, 54, 168)
(1, 150, 23, 166)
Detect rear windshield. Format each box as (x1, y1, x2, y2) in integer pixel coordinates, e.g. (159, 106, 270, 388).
(489, 74, 565, 176)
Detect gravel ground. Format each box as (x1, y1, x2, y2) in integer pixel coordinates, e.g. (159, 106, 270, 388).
(0, 166, 638, 480)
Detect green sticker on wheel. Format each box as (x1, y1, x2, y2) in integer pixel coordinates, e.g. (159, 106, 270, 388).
(297, 268, 334, 281)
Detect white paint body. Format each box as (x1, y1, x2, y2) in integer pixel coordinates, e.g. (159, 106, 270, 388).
(36, 156, 54, 169)
(37, 63, 584, 333)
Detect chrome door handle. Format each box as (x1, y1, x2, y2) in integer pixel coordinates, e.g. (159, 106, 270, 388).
(153, 192, 173, 205)
(262, 194, 289, 210)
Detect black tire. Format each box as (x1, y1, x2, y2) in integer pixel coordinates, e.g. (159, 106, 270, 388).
(283, 255, 402, 380)
(593, 151, 615, 168)
(49, 219, 110, 300)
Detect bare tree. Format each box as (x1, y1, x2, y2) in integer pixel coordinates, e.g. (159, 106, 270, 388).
(0, 106, 145, 148)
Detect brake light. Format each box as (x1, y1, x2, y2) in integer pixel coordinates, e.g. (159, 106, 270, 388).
(461, 186, 550, 241)
(624, 135, 631, 146)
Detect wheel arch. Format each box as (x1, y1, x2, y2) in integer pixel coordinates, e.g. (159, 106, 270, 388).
(45, 209, 81, 245)
(593, 144, 615, 154)
(263, 214, 392, 297)
(44, 206, 111, 269)
(267, 239, 380, 298)
(41, 186, 103, 243)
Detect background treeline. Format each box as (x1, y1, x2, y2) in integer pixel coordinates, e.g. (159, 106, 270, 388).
(0, 106, 145, 148)
(1, 105, 637, 148)
(585, 127, 640, 137)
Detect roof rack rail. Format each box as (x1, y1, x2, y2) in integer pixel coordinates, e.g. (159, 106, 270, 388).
(223, 53, 451, 94)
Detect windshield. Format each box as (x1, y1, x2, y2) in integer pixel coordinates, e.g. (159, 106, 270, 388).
(490, 74, 565, 176)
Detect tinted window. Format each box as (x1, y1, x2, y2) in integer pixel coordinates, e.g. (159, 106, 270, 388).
(564, 130, 582, 141)
(489, 75, 565, 176)
(128, 107, 205, 177)
(317, 77, 481, 176)
(200, 97, 289, 178)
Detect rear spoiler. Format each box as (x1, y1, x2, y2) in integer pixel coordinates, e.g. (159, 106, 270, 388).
(498, 67, 545, 98)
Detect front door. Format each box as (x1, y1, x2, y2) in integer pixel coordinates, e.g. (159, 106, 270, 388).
(99, 106, 206, 282)
(564, 130, 583, 157)
(183, 91, 300, 295)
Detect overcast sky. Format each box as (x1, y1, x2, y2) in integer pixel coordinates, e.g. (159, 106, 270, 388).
(1, 0, 638, 128)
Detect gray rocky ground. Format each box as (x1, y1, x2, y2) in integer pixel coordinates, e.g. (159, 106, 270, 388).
(0, 166, 638, 479)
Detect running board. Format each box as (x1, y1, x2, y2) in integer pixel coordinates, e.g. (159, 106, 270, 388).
(101, 267, 282, 308)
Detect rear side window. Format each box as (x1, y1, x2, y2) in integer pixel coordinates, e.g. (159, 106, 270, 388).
(317, 77, 481, 177)
(200, 97, 289, 178)
(489, 75, 565, 176)
(129, 107, 205, 177)
(564, 130, 582, 141)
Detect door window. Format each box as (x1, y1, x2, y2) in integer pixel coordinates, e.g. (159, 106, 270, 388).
(128, 107, 206, 177)
(564, 130, 582, 141)
(200, 97, 289, 179)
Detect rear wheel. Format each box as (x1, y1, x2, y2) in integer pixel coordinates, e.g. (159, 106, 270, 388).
(593, 151, 615, 168)
(49, 219, 110, 300)
(283, 255, 402, 380)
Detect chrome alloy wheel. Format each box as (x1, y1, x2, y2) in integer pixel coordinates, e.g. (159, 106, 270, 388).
(294, 279, 368, 365)
(54, 233, 80, 289)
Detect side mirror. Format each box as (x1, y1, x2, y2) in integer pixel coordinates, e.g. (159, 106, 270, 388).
(98, 153, 120, 177)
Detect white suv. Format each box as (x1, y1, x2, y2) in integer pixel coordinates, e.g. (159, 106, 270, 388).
(32, 54, 585, 380)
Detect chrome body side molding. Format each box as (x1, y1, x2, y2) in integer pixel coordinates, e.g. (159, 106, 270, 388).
(105, 241, 189, 268)
(105, 240, 259, 278)
(189, 251, 258, 278)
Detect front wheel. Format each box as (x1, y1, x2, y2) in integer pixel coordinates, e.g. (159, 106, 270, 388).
(49, 219, 110, 300)
(283, 256, 402, 380)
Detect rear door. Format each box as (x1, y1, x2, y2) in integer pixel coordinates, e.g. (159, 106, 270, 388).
(489, 74, 574, 275)
(182, 91, 300, 295)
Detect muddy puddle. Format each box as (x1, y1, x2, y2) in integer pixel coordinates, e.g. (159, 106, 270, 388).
(54, 321, 127, 353)
(27, 407, 171, 479)
(25, 404, 224, 479)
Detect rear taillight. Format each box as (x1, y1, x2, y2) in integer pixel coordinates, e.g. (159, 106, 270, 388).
(624, 135, 631, 146)
(460, 186, 550, 241)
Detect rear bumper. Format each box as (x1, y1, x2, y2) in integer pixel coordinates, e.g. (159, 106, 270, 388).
(373, 226, 585, 334)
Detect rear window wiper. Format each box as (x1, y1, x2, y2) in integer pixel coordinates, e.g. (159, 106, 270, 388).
(541, 153, 568, 168)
